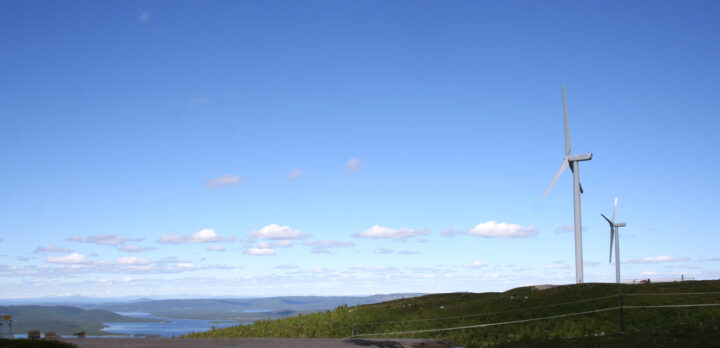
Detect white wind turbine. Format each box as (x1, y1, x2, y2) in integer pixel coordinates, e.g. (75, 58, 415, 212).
(543, 86, 592, 284)
(602, 198, 626, 284)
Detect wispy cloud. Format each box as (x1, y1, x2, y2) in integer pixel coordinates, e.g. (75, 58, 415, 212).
(440, 227, 458, 237)
(545, 262, 570, 269)
(45, 253, 92, 265)
(627, 255, 691, 264)
(287, 169, 305, 180)
(243, 246, 276, 256)
(138, 10, 151, 21)
(188, 97, 210, 108)
(205, 174, 243, 189)
(344, 158, 363, 172)
(34, 245, 73, 254)
(67, 234, 141, 246)
(249, 224, 305, 240)
(206, 245, 226, 252)
(159, 229, 235, 244)
(555, 225, 588, 234)
(464, 261, 487, 268)
(398, 250, 421, 255)
(375, 247, 393, 254)
(468, 221, 537, 238)
(303, 240, 354, 248)
(354, 225, 431, 241)
(118, 244, 157, 253)
(275, 264, 298, 269)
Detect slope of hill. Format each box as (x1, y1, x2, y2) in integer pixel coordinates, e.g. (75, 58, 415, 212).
(185, 281, 720, 347)
(0, 305, 158, 336)
(91, 294, 423, 320)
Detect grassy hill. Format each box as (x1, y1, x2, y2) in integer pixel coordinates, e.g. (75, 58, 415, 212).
(0, 305, 158, 336)
(185, 281, 720, 347)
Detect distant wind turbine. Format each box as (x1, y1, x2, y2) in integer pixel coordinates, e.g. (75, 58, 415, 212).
(543, 86, 593, 284)
(602, 198, 626, 284)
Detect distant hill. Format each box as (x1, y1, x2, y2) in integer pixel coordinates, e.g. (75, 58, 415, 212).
(0, 305, 158, 336)
(90, 294, 423, 321)
(186, 281, 720, 348)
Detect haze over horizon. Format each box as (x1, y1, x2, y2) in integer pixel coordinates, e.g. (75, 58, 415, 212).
(1, 1, 719, 299)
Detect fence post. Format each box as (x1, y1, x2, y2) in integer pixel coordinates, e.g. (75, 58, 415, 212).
(619, 290, 625, 332)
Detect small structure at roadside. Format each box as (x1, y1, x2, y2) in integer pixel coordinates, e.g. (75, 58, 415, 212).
(44, 332, 57, 340)
(28, 330, 41, 339)
(0, 315, 14, 339)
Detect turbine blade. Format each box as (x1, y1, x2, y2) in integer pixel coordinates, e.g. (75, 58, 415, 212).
(609, 227, 615, 263)
(612, 197, 618, 223)
(601, 214, 612, 225)
(543, 158, 569, 199)
(563, 86, 572, 156)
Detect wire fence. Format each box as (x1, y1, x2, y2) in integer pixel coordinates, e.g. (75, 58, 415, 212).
(348, 290, 720, 338)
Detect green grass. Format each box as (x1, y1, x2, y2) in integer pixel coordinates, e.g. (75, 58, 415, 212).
(0, 339, 77, 348)
(184, 280, 720, 347)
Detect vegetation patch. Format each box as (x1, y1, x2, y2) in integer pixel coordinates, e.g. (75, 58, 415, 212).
(184, 280, 720, 347)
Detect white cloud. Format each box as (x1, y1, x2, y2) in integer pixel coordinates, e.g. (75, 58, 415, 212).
(287, 169, 304, 180)
(244, 247, 275, 256)
(627, 255, 691, 264)
(67, 234, 141, 246)
(118, 244, 157, 253)
(311, 249, 333, 254)
(206, 245, 226, 252)
(468, 221, 537, 238)
(710, 257, 720, 261)
(465, 261, 487, 268)
(375, 247, 393, 254)
(249, 224, 304, 240)
(344, 158, 363, 172)
(159, 229, 235, 244)
(354, 225, 431, 241)
(34, 245, 73, 254)
(45, 253, 92, 265)
(116, 257, 151, 266)
(205, 174, 243, 189)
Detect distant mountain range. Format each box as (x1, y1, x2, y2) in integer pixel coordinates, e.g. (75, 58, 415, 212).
(0, 294, 424, 335)
(0, 305, 157, 336)
(86, 294, 424, 320)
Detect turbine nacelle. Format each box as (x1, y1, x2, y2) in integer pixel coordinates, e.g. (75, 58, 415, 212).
(568, 153, 593, 162)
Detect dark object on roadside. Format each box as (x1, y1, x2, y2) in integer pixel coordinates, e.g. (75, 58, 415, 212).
(344, 339, 404, 348)
(44, 332, 57, 340)
(28, 330, 41, 339)
(640, 279, 651, 284)
(73, 332, 85, 338)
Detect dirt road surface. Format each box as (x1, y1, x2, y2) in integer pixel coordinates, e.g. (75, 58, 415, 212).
(58, 337, 457, 348)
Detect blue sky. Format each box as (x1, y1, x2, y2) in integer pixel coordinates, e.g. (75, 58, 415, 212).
(1, 0, 719, 298)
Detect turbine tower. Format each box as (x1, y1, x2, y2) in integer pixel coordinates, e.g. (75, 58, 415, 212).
(543, 86, 592, 284)
(602, 198, 626, 284)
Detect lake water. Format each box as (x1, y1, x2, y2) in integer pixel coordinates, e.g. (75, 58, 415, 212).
(101, 311, 242, 337)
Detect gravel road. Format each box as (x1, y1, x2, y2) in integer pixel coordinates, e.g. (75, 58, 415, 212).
(58, 337, 457, 348)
